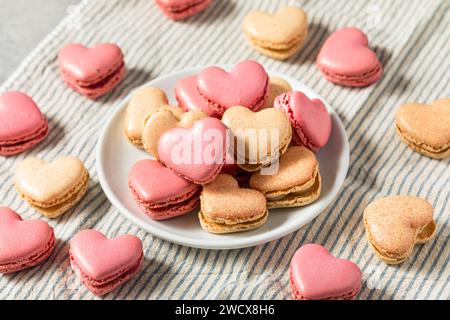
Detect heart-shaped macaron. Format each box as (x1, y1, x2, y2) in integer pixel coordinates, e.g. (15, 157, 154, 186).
(364, 196, 436, 264)
(222, 106, 292, 171)
(242, 6, 308, 60)
(0, 207, 55, 273)
(158, 117, 228, 184)
(316, 27, 382, 87)
(175, 75, 219, 117)
(142, 107, 207, 158)
(197, 60, 269, 115)
(0, 91, 48, 156)
(199, 174, 268, 234)
(58, 43, 125, 98)
(15, 156, 89, 218)
(395, 98, 450, 159)
(275, 91, 331, 152)
(290, 244, 362, 300)
(69, 229, 143, 296)
(124, 86, 183, 147)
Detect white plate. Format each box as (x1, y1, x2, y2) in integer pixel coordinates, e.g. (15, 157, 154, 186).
(96, 66, 349, 250)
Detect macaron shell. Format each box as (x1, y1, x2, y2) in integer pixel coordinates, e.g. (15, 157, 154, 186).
(58, 43, 124, 83)
(197, 60, 269, 113)
(156, 0, 211, 20)
(0, 207, 54, 266)
(15, 157, 87, 205)
(158, 117, 228, 184)
(0, 91, 47, 143)
(263, 77, 292, 109)
(175, 75, 219, 116)
(317, 27, 380, 76)
(290, 244, 362, 300)
(128, 159, 198, 204)
(70, 229, 143, 280)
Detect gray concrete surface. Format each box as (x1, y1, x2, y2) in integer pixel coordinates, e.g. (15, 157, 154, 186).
(0, 0, 80, 83)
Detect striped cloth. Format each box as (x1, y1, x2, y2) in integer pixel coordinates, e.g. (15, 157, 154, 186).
(0, 0, 449, 300)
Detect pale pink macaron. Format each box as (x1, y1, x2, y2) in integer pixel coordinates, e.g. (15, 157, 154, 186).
(275, 91, 331, 152)
(155, 0, 212, 20)
(316, 27, 383, 87)
(58, 43, 125, 99)
(158, 117, 228, 184)
(0, 91, 49, 156)
(128, 159, 201, 220)
(69, 229, 143, 296)
(290, 244, 362, 300)
(0, 207, 55, 273)
(175, 75, 220, 117)
(197, 60, 269, 116)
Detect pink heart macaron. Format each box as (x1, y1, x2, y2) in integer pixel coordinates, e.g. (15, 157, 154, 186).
(69, 229, 143, 296)
(290, 244, 362, 300)
(0, 91, 49, 156)
(58, 43, 126, 99)
(316, 27, 383, 87)
(0, 207, 55, 273)
(128, 159, 201, 220)
(275, 91, 331, 152)
(158, 117, 228, 184)
(197, 60, 269, 116)
(155, 0, 212, 20)
(175, 75, 220, 117)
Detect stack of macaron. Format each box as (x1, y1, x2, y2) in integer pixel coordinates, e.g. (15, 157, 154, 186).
(125, 60, 332, 234)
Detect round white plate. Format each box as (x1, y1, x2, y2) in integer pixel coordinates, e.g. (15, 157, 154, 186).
(96, 66, 349, 250)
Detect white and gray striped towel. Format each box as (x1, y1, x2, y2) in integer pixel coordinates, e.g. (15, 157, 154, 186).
(0, 0, 449, 300)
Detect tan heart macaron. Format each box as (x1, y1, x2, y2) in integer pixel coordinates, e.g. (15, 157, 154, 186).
(222, 106, 292, 172)
(263, 77, 292, 109)
(15, 156, 89, 218)
(395, 98, 450, 159)
(364, 195, 436, 264)
(199, 174, 268, 234)
(249, 146, 321, 208)
(124, 86, 183, 147)
(242, 6, 308, 60)
(142, 107, 207, 159)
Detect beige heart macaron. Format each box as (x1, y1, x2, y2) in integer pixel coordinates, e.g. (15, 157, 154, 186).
(15, 156, 89, 218)
(242, 6, 308, 60)
(199, 174, 268, 234)
(124, 86, 183, 147)
(249, 146, 321, 208)
(364, 195, 436, 264)
(142, 107, 207, 159)
(395, 98, 450, 159)
(263, 77, 292, 109)
(222, 106, 292, 172)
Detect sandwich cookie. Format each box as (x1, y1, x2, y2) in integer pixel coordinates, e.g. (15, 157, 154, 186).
(395, 98, 450, 159)
(199, 174, 268, 234)
(142, 106, 207, 159)
(317, 27, 383, 87)
(128, 159, 201, 220)
(364, 196, 436, 264)
(175, 75, 220, 117)
(0, 91, 49, 156)
(275, 91, 331, 152)
(290, 244, 362, 300)
(158, 117, 228, 184)
(124, 86, 183, 147)
(222, 106, 292, 172)
(263, 77, 292, 109)
(197, 60, 269, 116)
(69, 229, 143, 296)
(0, 207, 55, 273)
(243, 6, 308, 60)
(58, 43, 125, 99)
(155, 0, 212, 20)
(15, 156, 89, 218)
(250, 146, 321, 208)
